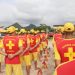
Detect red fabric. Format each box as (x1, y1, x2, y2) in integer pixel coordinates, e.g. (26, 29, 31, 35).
(30, 34, 39, 53)
(3, 36, 19, 54)
(3, 36, 20, 64)
(57, 60, 75, 75)
(42, 33, 45, 39)
(39, 33, 45, 41)
(45, 39, 48, 45)
(54, 33, 62, 42)
(18, 35, 30, 55)
(57, 39, 75, 63)
(39, 34, 42, 41)
(36, 34, 40, 48)
(18, 35, 27, 50)
(5, 56, 20, 64)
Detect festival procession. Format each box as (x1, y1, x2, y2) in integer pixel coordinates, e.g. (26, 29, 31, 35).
(0, 22, 75, 75)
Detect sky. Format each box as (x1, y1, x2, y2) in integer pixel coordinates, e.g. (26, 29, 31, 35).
(0, 0, 75, 27)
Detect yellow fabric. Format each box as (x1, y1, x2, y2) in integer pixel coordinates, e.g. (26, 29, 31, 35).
(19, 36, 30, 47)
(36, 38, 40, 43)
(0, 40, 3, 48)
(38, 38, 40, 42)
(0, 40, 4, 62)
(6, 41, 15, 49)
(42, 42, 45, 48)
(54, 41, 61, 60)
(41, 42, 46, 49)
(30, 53, 33, 61)
(31, 52, 38, 61)
(23, 55, 31, 66)
(45, 41, 48, 47)
(0, 43, 3, 48)
(27, 38, 30, 44)
(36, 38, 40, 52)
(19, 39, 23, 47)
(6, 64, 23, 75)
(64, 47, 75, 61)
(52, 37, 55, 46)
(37, 47, 40, 52)
(42, 41, 47, 49)
(20, 56, 24, 64)
(40, 44, 43, 51)
(53, 71, 57, 75)
(0, 54, 3, 62)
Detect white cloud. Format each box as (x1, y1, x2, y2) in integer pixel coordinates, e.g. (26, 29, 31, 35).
(0, 3, 17, 24)
(0, 0, 75, 27)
